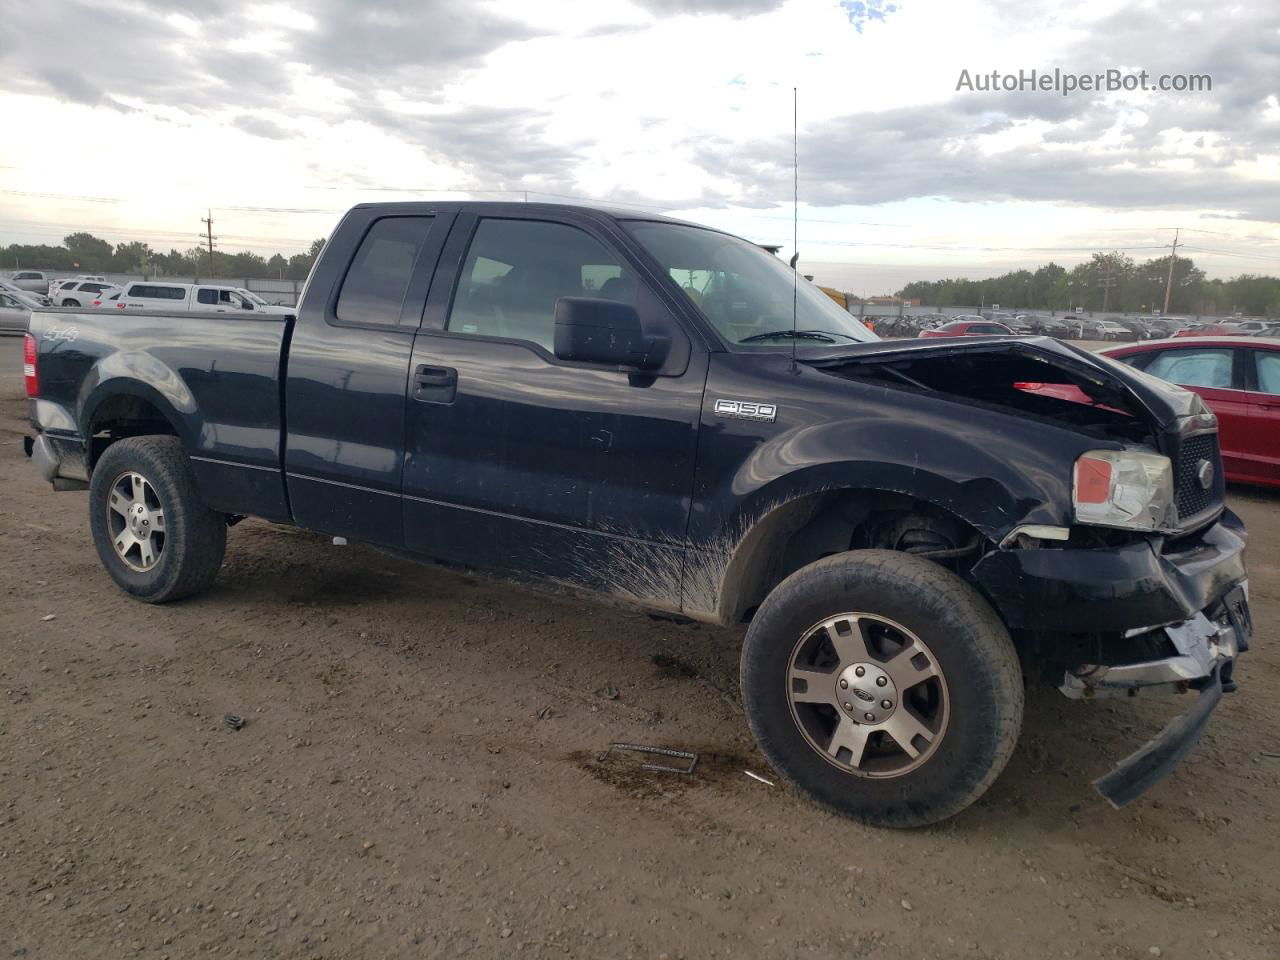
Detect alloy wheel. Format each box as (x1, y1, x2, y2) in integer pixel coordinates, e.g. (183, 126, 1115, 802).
(786, 613, 949, 778)
(106, 471, 167, 572)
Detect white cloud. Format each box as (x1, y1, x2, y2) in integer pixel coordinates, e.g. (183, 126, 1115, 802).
(0, 0, 1277, 293)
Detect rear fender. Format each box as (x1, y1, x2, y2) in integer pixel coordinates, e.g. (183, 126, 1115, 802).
(79, 356, 195, 452)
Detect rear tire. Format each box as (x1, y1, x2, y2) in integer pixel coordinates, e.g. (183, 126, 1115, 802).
(89, 436, 226, 603)
(740, 550, 1023, 828)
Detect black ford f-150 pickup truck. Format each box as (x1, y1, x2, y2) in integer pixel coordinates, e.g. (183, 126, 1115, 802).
(24, 202, 1251, 827)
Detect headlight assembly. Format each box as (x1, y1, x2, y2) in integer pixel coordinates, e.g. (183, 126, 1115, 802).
(1073, 449, 1176, 532)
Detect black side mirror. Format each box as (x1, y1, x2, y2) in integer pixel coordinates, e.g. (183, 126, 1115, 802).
(553, 297, 669, 370)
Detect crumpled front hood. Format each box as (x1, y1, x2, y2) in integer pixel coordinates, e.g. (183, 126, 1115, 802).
(798, 335, 1203, 428)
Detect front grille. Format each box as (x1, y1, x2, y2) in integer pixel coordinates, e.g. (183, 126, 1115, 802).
(1174, 432, 1222, 521)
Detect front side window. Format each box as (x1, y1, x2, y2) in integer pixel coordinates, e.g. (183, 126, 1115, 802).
(196, 289, 218, 305)
(1144, 348, 1234, 389)
(627, 221, 876, 348)
(0, 294, 17, 308)
(336, 216, 434, 325)
(447, 219, 631, 352)
(1255, 351, 1280, 395)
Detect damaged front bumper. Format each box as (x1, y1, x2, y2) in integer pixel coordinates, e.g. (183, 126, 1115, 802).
(1063, 583, 1252, 807)
(973, 510, 1248, 634)
(973, 512, 1252, 808)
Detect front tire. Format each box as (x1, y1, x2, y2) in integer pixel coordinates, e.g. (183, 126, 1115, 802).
(89, 436, 226, 603)
(63, 298, 80, 307)
(741, 550, 1023, 828)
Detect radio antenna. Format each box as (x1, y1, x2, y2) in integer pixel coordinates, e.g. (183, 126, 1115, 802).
(790, 86, 799, 373)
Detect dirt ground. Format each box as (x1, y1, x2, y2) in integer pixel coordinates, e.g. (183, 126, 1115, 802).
(1, 335, 1277, 960)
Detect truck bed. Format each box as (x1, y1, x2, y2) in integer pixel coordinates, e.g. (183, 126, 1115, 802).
(27, 307, 293, 520)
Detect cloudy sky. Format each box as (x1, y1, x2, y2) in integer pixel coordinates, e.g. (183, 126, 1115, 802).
(1, 0, 1278, 293)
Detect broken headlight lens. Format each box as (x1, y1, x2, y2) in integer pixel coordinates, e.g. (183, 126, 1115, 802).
(1073, 449, 1176, 532)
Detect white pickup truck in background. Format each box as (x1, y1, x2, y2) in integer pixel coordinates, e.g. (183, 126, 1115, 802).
(94, 281, 293, 315)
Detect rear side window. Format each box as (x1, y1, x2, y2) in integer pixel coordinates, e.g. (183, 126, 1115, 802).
(1255, 352, 1280, 395)
(1145, 348, 1234, 389)
(336, 216, 434, 326)
(82, 283, 107, 294)
(128, 285, 186, 300)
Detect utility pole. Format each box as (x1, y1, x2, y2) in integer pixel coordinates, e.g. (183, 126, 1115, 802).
(1162, 228, 1180, 315)
(200, 210, 217, 278)
(1098, 263, 1117, 312)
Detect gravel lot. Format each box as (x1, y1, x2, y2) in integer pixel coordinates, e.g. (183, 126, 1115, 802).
(1, 335, 1277, 959)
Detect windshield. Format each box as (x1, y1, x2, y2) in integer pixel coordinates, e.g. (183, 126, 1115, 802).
(237, 288, 269, 306)
(626, 221, 877, 348)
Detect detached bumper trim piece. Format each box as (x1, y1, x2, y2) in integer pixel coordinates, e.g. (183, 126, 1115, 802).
(1060, 602, 1241, 698)
(1093, 666, 1223, 808)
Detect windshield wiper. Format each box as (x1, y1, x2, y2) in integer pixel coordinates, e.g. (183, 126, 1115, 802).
(740, 329, 840, 344)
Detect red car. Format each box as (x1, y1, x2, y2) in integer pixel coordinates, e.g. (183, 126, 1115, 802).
(1174, 323, 1237, 337)
(918, 319, 1014, 338)
(1025, 338, 1280, 488)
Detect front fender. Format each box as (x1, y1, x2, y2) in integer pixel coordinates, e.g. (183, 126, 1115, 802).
(685, 355, 1103, 621)
(681, 458, 1029, 624)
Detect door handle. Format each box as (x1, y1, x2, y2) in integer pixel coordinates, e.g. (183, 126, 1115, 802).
(412, 364, 457, 404)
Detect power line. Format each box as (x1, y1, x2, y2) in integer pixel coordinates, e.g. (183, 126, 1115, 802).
(0, 189, 122, 204)
(1179, 245, 1280, 262)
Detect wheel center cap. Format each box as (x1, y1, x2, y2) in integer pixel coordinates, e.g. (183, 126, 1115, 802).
(130, 503, 151, 534)
(836, 662, 898, 724)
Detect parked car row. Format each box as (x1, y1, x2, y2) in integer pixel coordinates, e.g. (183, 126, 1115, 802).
(909, 313, 1278, 342)
(5, 271, 294, 310)
(0, 277, 294, 336)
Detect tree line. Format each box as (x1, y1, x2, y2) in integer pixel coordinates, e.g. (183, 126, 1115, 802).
(896, 252, 1280, 317)
(2, 233, 327, 281)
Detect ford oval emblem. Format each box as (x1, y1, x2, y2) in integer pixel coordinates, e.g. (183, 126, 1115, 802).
(1196, 459, 1214, 490)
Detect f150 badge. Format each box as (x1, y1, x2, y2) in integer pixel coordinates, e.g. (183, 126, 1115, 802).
(714, 398, 777, 422)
